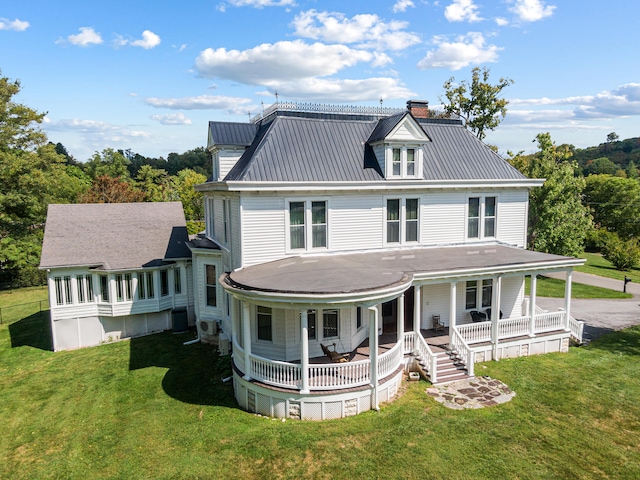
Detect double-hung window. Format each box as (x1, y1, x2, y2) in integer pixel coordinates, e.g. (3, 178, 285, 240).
(386, 198, 420, 244)
(323, 309, 339, 338)
(465, 279, 493, 310)
(116, 274, 133, 302)
(288, 200, 328, 250)
(76, 275, 94, 304)
(388, 146, 421, 178)
(306, 310, 317, 340)
(468, 196, 497, 239)
(206, 265, 217, 307)
(138, 271, 155, 300)
(257, 306, 272, 341)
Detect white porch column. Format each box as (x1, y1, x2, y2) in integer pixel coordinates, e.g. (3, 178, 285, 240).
(369, 306, 379, 411)
(242, 302, 252, 381)
(529, 275, 537, 337)
(300, 309, 310, 394)
(398, 293, 405, 350)
(491, 276, 502, 361)
(564, 270, 573, 331)
(413, 286, 421, 332)
(449, 282, 457, 329)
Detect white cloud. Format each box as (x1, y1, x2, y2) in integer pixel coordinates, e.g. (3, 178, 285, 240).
(0, 18, 30, 31)
(509, 0, 556, 22)
(63, 27, 103, 47)
(393, 0, 414, 13)
(195, 40, 388, 84)
(444, 0, 482, 22)
(145, 94, 254, 114)
(292, 10, 420, 51)
(130, 30, 161, 49)
(495, 17, 509, 26)
(115, 30, 161, 49)
(259, 77, 414, 102)
(150, 113, 193, 125)
(417, 32, 501, 70)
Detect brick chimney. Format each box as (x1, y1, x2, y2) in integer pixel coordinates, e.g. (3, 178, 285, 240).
(406, 100, 429, 119)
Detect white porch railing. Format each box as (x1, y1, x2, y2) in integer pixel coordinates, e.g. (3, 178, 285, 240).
(250, 353, 302, 389)
(231, 337, 405, 391)
(450, 327, 474, 376)
(457, 321, 491, 343)
(403, 331, 415, 354)
(412, 331, 438, 383)
(498, 316, 530, 339)
(535, 310, 565, 333)
(569, 315, 585, 343)
(378, 341, 404, 379)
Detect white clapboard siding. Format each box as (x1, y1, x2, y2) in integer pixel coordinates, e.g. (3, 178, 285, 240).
(496, 190, 528, 247)
(421, 283, 451, 328)
(217, 149, 243, 180)
(422, 192, 467, 245)
(500, 275, 524, 318)
(241, 196, 287, 266)
(330, 194, 384, 251)
(230, 196, 242, 269)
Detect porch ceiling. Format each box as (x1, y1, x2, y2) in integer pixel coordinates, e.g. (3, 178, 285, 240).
(225, 244, 582, 297)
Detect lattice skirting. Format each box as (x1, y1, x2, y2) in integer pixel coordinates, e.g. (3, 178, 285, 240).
(233, 370, 403, 420)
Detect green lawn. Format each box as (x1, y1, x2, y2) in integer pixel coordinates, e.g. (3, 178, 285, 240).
(1, 292, 640, 478)
(578, 252, 640, 283)
(525, 275, 632, 299)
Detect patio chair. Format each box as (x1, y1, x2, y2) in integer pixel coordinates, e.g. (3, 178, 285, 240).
(321, 343, 349, 363)
(433, 314, 445, 332)
(485, 308, 503, 319)
(470, 310, 487, 323)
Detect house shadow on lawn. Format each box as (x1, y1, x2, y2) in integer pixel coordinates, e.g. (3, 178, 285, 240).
(585, 325, 640, 356)
(8, 311, 53, 351)
(128, 330, 236, 407)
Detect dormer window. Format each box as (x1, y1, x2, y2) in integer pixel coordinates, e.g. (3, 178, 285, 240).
(386, 145, 422, 178)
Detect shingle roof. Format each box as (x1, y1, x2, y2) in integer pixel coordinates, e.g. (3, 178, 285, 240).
(40, 202, 191, 270)
(214, 114, 526, 183)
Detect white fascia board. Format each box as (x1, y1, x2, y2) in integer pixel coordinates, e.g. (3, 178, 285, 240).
(203, 179, 545, 193)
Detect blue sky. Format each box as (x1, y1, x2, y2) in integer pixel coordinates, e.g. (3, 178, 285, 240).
(2, 0, 639, 161)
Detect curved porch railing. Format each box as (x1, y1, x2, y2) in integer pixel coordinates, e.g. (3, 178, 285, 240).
(232, 337, 404, 391)
(450, 327, 475, 376)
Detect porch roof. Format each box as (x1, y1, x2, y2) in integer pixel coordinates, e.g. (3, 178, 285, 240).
(224, 244, 583, 302)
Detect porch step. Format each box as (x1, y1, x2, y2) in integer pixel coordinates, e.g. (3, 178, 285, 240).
(415, 351, 472, 385)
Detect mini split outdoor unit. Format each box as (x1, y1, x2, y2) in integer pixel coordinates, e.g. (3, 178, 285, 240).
(198, 319, 218, 336)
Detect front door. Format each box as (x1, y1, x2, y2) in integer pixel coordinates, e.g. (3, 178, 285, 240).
(381, 299, 397, 333)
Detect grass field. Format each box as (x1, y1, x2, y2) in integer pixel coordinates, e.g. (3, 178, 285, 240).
(1, 290, 639, 479)
(578, 252, 640, 283)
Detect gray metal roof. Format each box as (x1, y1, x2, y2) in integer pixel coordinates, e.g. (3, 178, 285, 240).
(226, 244, 579, 296)
(40, 202, 191, 270)
(208, 121, 257, 148)
(215, 113, 526, 183)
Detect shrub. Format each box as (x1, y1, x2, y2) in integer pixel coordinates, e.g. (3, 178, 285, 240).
(601, 232, 640, 270)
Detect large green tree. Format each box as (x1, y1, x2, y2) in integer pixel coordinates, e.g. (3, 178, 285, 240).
(509, 133, 592, 257)
(440, 67, 514, 141)
(584, 174, 640, 238)
(0, 73, 86, 286)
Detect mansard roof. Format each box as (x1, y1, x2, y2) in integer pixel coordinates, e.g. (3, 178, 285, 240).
(208, 121, 257, 149)
(40, 202, 191, 271)
(211, 105, 527, 184)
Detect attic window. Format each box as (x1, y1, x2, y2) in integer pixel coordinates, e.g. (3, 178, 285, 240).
(386, 146, 422, 179)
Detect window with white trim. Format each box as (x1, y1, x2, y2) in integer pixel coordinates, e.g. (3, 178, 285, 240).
(160, 269, 170, 297)
(386, 198, 420, 244)
(206, 197, 215, 239)
(205, 265, 217, 307)
(468, 196, 497, 239)
(100, 275, 110, 302)
(323, 309, 339, 338)
(222, 198, 230, 244)
(76, 275, 94, 304)
(257, 306, 272, 341)
(138, 271, 155, 300)
(387, 145, 422, 178)
(465, 279, 493, 310)
(54, 276, 72, 305)
(174, 268, 182, 295)
(305, 309, 317, 340)
(116, 274, 133, 302)
(288, 199, 328, 250)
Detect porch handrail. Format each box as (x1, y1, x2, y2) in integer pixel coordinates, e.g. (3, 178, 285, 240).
(568, 315, 585, 343)
(457, 321, 491, 344)
(250, 353, 301, 389)
(450, 327, 475, 377)
(308, 359, 371, 390)
(413, 331, 438, 383)
(534, 310, 565, 333)
(232, 336, 245, 374)
(403, 331, 415, 354)
(378, 340, 404, 379)
(498, 316, 530, 340)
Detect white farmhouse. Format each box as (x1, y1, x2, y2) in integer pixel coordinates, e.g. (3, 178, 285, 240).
(40, 101, 585, 420)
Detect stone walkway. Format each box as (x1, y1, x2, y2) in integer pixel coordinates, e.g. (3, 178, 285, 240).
(426, 376, 515, 409)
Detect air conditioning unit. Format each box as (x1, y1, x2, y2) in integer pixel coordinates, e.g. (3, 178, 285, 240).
(218, 332, 230, 356)
(198, 319, 217, 336)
